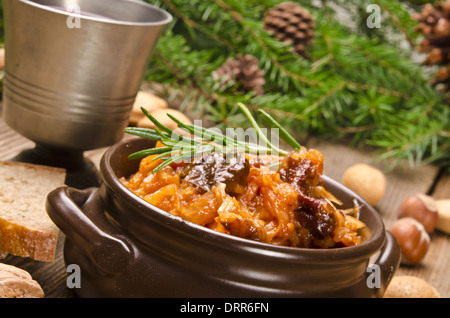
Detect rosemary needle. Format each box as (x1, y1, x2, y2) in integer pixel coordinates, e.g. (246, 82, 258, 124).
(237, 103, 287, 156)
(257, 108, 301, 151)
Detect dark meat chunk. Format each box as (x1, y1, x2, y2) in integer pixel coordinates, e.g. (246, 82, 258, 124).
(278, 149, 324, 194)
(183, 152, 249, 194)
(278, 150, 336, 238)
(295, 196, 336, 239)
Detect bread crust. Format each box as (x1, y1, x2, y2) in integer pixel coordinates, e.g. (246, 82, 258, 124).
(0, 218, 58, 262)
(0, 161, 66, 262)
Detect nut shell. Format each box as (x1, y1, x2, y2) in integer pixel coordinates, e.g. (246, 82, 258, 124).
(137, 108, 193, 131)
(130, 91, 168, 125)
(0, 263, 44, 298)
(341, 163, 386, 206)
(384, 275, 440, 298)
(390, 217, 430, 265)
(398, 193, 438, 233)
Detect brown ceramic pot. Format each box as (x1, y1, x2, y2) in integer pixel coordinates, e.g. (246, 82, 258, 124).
(46, 137, 401, 298)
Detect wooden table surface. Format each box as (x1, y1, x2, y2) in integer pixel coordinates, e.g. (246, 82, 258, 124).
(0, 99, 448, 298)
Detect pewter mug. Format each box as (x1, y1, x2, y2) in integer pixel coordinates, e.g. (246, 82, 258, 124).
(2, 0, 172, 151)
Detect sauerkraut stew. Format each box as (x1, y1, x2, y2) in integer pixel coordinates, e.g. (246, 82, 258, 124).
(122, 104, 368, 248)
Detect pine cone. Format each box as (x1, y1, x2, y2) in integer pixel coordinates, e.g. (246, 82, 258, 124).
(413, 0, 450, 93)
(263, 2, 315, 58)
(212, 54, 265, 95)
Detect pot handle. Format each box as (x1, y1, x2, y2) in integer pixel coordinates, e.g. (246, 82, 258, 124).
(366, 231, 401, 297)
(46, 186, 133, 275)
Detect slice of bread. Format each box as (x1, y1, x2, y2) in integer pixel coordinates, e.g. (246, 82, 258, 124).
(0, 161, 66, 262)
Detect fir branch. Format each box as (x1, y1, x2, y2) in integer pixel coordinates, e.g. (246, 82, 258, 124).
(161, 0, 235, 49)
(346, 82, 409, 99)
(303, 81, 347, 114)
(374, 0, 417, 47)
(212, 0, 321, 87)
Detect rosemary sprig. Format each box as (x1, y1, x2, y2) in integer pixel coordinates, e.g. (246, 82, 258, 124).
(124, 103, 301, 172)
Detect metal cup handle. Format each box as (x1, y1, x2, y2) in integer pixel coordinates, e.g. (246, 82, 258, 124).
(46, 186, 133, 275)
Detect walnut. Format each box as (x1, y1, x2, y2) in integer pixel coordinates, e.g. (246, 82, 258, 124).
(341, 163, 386, 206)
(0, 263, 44, 298)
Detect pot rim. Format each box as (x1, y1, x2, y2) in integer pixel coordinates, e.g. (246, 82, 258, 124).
(100, 137, 386, 262)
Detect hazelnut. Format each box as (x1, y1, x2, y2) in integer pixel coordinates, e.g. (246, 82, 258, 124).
(341, 163, 386, 206)
(390, 217, 430, 265)
(435, 199, 450, 234)
(398, 193, 438, 233)
(384, 275, 440, 298)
